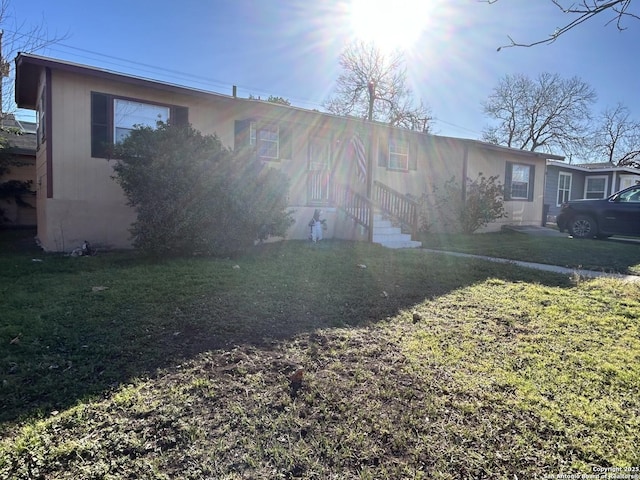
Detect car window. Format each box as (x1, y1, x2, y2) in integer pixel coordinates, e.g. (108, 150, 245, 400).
(618, 187, 640, 202)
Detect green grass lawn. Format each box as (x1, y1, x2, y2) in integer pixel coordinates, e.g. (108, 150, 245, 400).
(420, 230, 640, 275)
(1, 230, 639, 478)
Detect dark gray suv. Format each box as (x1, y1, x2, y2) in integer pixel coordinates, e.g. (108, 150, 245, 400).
(557, 184, 640, 239)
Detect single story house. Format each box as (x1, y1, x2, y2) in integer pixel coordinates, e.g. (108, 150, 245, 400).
(16, 53, 563, 252)
(0, 114, 37, 227)
(545, 160, 640, 222)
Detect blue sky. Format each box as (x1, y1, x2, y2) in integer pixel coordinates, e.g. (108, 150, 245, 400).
(9, 0, 640, 141)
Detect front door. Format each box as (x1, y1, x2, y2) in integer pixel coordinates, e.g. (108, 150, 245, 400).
(307, 137, 331, 205)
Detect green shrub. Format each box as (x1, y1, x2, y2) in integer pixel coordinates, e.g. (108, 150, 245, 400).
(112, 123, 293, 256)
(419, 174, 507, 234)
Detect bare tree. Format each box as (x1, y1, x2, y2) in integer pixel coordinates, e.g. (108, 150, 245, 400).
(486, 0, 639, 49)
(482, 72, 596, 155)
(590, 103, 640, 167)
(324, 41, 433, 132)
(0, 0, 68, 114)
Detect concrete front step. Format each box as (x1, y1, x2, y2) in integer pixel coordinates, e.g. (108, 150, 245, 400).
(371, 213, 422, 248)
(373, 226, 402, 235)
(378, 240, 423, 249)
(373, 232, 412, 242)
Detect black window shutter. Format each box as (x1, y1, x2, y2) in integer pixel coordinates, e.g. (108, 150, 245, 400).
(528, 164, 535, 201)
(91, 92, 110, 158)
(378, 138, 387, 167)
(234, 119, 252, 151)
(504, 162, 513, 201)
(409, 142, 418, 171)
(280, 125, 292, 159)
(172, 106, 189, 127)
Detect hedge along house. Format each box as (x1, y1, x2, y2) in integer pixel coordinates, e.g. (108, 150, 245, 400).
(15, 53, 563, 252)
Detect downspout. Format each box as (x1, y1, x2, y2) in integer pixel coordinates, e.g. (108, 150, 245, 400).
(45, 67, 53, 199)
(611, 171, 617, 194)
(461, 143, 468, 204)
(366, 81, 376, 243)
(367, 124, 374, 243)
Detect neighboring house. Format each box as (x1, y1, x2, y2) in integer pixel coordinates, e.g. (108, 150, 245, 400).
(15, 53, 563, 252)
(0, 114, 37, 227)
(545, 160, 640, 222)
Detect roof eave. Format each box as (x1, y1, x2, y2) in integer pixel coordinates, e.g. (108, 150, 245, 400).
(471, 140, 565, 161)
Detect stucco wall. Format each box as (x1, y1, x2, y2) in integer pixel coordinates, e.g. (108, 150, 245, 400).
(40, 70, 245, 250)
(30, 64, 550, 250)
(464, 146, 546, 230)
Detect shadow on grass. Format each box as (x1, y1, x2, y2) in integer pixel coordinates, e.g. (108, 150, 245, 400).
(0, 232, 574, 427)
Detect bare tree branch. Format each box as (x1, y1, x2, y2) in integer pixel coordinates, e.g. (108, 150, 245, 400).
(1, 0, 69, 114)
(323, 41, 434, 132)
(484, 0, 638, 49)
(482, 72, 596, 155)
(590, 103, 640, 166)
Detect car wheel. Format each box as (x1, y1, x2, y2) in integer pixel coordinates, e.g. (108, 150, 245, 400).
(569, 215, 597, 239)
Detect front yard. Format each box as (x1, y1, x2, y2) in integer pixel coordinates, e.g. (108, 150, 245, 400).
(1, 231, 639, 478)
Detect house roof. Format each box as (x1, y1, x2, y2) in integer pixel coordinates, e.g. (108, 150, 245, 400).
(466, 139, 565, 161)
(547, 159, 640, 174)
(0, 114, 36, 154)
(14, 52, 565, 164)
(15, 52, 237, 110)
(575, 161, 616, 169)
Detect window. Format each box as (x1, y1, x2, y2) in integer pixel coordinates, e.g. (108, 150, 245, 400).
(378, 137, 417, 171)
(557, 172, 572, 206)
(619, 175, 640, 191)
(585, 176, 607, 199)
(255, 123, 279, 160)
(505, 162, 535, 201)
(91, 92, 188, 158)
(388, 139, 409, 170)
(234, 119, 290, 161)
(510, 164, 531, 199)
(617, 185, 640, 202)
(114, 99, 169, 143)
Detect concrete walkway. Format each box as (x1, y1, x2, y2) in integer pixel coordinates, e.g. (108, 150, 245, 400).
(501, 225, 567, 237)
(422, 249, 640, 282)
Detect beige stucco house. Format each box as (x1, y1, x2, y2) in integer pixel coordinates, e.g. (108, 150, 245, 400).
(15, 53, 563, 252)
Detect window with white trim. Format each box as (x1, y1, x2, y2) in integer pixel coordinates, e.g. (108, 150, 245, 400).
(249, 121, 279, 160)
(114, 99, 170, 143)
(388, 139, 409, 170)
(585, 176, 607, 199)
(557, 172, 572, 206)
(619, 175, 640, 190)
(510, 164, 531, 199)
(91, 92, 188, 158)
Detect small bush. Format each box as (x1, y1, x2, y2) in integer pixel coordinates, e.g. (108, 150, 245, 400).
(419, 174, 507, 234)
(112, 123, 294, 256)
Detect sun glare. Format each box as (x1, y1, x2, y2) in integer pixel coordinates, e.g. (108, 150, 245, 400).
(349, 0, 433, 51)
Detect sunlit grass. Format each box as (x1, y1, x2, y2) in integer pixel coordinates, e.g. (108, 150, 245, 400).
(1, 230, 639, 478)
(420, 230, 640, 275)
